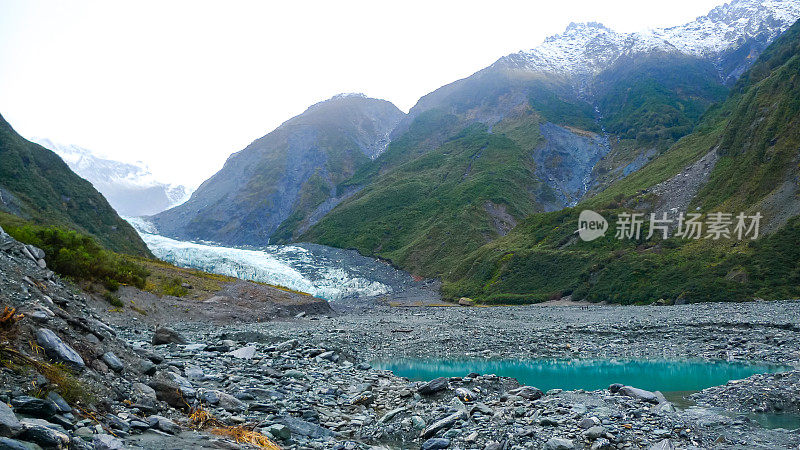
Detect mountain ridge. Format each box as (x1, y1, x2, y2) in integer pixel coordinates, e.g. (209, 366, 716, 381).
(151, 94, 404, 245)
(32, 138, 191, 216)
(0, 114, 151, 256)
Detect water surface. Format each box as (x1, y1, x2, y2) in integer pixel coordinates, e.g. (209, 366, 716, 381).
(372, 358, 790, 393)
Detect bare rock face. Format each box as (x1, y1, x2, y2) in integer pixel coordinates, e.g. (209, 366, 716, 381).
(151, 94, 405, 246)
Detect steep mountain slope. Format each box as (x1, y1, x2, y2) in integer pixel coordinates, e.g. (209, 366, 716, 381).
(442, 17, 800, 304)
(0, 114, 150, 256)
(151, 94, 404, 245)
(33, 139, 191, 216)
(304, 0, 799, 277)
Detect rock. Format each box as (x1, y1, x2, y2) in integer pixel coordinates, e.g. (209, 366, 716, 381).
(226, 346, 256, 359)
(349, 391, 374, 406)
(275, 339, 298, 352)
(418, 377, 449, 395)
(44, 393, 70, 414)
(265, 424, 290, 440)
(608, 383, 623, 393)
(217, 392, 246, 413)
(184, 365, 204, 381)
(617, 386, 659, 403)
(484, 442, 505, 450)
(539, 417, 559, 426)
(420, 411, 466, 439)
(132, 382, 157, 402)
(582, 425, 605, 440)
(148, 415, 180, 434)
(543, 438, 574, 450)
(18, 419, 69, 449)
(151, 327, 187, 345)
(182, 344, 207, 352)
(0, 437, 37, 450)
(455, 387, 477, 402)
(379, 407, 407, 424)
(591, 438, 612, 450)
(167, 372, 196, 398)
(648, 439, 675, 450)
(458, 297, 476, 306)
(26, 245, 45, 260)
(0, 401, 22, 436)
(10, 397, 57, 419)
(148, 374, 186, 408)
(106, 415, 129, 432)
(422, 437, 451, 449)
(278, 416, 333, 439)
(101, 352, 124, 372)
(283, 369, 306, 379)
(35, 329, 85, 370)
(578, 416, 600, 429)
(134, 359, 156, 376)
(201, 390, 220, 405)
(92, 434, 124, 450)
(317, 350, 337, 361)
(510, 386, 543, 400)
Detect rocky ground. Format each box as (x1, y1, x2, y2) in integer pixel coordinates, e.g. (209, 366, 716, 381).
(1, 225, 800, 449)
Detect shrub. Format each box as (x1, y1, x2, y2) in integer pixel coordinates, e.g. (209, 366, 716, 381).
(3, 224, 149, 289)
(162, 278, 188, 297)
(102, 291, 124, 308)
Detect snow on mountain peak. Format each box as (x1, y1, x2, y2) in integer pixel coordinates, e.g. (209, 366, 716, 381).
(497, 0, 800, 77)
(32, 138, 193, 216)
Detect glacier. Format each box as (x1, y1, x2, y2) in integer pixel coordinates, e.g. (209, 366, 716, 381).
(125, 217, 392, 301)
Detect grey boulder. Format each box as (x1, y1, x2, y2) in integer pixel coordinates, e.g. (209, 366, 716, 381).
(35, 329, 84, 370)
(151, 327, 187, 345)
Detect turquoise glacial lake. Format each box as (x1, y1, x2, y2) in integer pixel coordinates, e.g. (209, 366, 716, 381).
(371, 358, 789, 393)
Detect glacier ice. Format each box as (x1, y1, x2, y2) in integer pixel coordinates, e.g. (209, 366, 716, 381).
(124, 217, 391, 301)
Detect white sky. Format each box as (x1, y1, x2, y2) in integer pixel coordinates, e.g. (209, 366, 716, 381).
(0, 0, 727, 187)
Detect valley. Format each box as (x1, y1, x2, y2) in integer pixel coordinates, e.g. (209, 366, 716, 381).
(1, 0, 800, 448)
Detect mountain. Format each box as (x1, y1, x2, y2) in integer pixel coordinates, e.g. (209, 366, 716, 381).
(0, 114, 151, 256)
(32, 139, 191, 216)
(442, 17, 800, 304)
(151, 94, 404, 245)
(302, 0, 800, 276)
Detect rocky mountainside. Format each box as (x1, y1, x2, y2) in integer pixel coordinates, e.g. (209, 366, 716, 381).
(304, 0, 800, 277)
(151, 94, 404, 246)
(32, 139, 191, 217)
(0, 222, 336, 449)
(0, 114, 150, 256)
(443, 17, 800, 304)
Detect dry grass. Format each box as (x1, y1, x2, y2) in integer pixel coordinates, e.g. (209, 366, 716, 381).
(0, 345, 95, 405)
(130, 256, 310, 300)
(188, 406, 281, 449)
(0, 306, 23, 328)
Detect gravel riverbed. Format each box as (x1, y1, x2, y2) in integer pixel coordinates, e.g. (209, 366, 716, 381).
(109, 300, 800, 449)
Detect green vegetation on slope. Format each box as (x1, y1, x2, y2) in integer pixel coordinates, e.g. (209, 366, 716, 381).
(443, 20, 800, 305)
(594, 52, 729, 148)
(443, 207, 800, 304)
(0, 114, 150, 256)
(303, 111, 552, 276)
(0, 213, 149, 291)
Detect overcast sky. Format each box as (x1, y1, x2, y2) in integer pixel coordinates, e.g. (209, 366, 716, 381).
(0, 0, 727, 187)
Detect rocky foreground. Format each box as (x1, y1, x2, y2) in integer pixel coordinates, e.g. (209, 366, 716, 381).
(1, 224, 800, 449)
